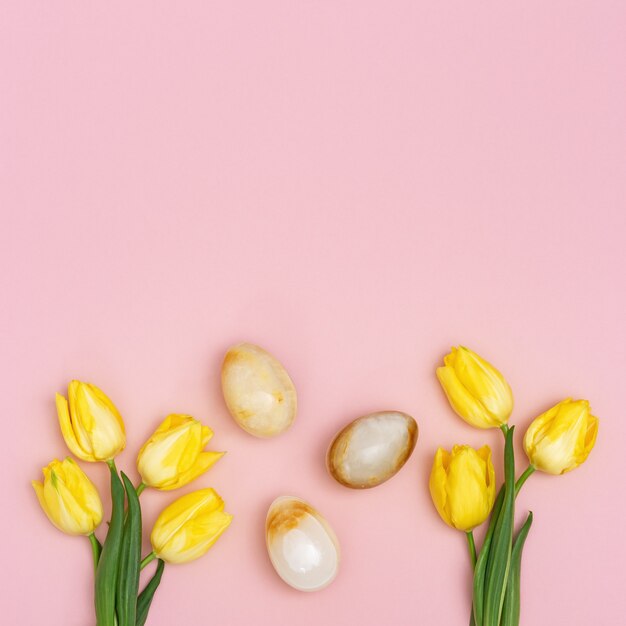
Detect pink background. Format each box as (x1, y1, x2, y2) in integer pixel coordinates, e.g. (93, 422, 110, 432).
(2, 2, 625, 625)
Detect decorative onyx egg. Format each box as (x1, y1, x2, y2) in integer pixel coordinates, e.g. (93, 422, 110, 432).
(265, 496, 339, 592)
(327, 411, 418, 488)
(221, 343, 297, 437)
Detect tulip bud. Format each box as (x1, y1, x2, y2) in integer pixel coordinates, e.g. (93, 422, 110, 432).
(429, 445, 496, 531)
(436, 346, 513, 429)
(32, 458, 103, 535)
(151, 489, 232, 564)
(524, 398, 599, 475)
(56, 380, 126, 462)
(137, 415, 224, 491)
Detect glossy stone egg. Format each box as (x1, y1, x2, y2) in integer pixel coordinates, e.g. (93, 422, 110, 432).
(327, 411, 418, 488)
(221, 343, 297, 437)
(265, 496, 340, 592)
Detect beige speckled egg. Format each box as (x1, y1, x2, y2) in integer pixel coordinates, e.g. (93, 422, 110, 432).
(266, 496, 339, 592)
(327, 411, 418, 488)
(221, 343, 297, 437)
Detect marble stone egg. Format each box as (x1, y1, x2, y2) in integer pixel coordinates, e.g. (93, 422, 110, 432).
(221, 343, 297, 437)
(265, 496, 340, 592)
(327, 411, 418, 488)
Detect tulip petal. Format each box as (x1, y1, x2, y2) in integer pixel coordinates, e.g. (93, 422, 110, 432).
(446, 446, 494, 531)
(76, 383, 125, 460)
(61, 458, 103, 525)
(583, 415, 599, 458)
(437, 366, 501, 429)
(153, 414, 180, 434)
(88, 383, 126, 434)
(172, 421, 204, 473)
(32, 459, 103, 535)
(151, 488, 232, 564)
(68, 382, 97, 457)
(438, 347, 513, 429)
(42, 472, 80, 535)
(57, 393, 92, 461)
(154, 421, 198, 477)
(429, 448, 452, 527)
(454, 347, 513, 423)
(158, 510, 232, 564)
(48, 471, 93, 534)
(138, 418, 199, 486)
(524, 399, 597, 475)
(429, 445, 496, 532)
(137, 415, 222, 490)
(32, 480, 48, 517)
(200, 425, 214, 447)
(161, 451, 225, 491)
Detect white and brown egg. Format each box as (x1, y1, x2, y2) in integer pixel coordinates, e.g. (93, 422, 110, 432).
(326, 411, 418, 489)
(265, 496, 340, 592)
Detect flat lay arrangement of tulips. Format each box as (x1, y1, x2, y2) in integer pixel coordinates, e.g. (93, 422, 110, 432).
(432, 349, 598, 626)
(34, 383, 232, 626)
(32, 342, 598, 625)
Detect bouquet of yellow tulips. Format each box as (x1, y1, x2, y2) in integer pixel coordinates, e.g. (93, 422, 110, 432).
(32, 381, 232, 626)
(430, 347, 598, 626)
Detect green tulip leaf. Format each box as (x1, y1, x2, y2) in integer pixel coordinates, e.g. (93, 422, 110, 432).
(472, 482, 505, 624)
(116, 472, 142, 626)
(482, 426, 515, 626)
(136, 559, 165, 626)
(95, 462, 125, 626)
(501, 511, 533, 626)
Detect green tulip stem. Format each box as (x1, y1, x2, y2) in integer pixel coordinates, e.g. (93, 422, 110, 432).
(500, 424, 510, 437)
(89, 533, 102, 573)
(515, 464, 536, 496)
(135, 482, 147, 497)
(466, 531, 477, 569)
(106, 458, 117, 471)
(140, 552, 157, 570)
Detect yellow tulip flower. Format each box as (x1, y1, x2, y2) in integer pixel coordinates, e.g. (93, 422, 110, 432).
(437, 346, 513, 429)
(524, 398, 599, 475)
(137, 415, 224, 491)
(32, 458, 103, 535)
(429, 445, 496, 531)
(56, 380, 126, 462)
(151, 489, 232, 564)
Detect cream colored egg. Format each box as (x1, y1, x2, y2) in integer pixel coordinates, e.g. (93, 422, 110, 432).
(327, 411, 418, 488)
(266, 496, 340, 592)
(221, 343, 297, 437)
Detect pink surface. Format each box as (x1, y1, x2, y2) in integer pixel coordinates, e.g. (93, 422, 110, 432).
(2, 2, 625, 625)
